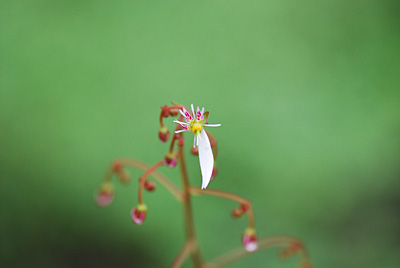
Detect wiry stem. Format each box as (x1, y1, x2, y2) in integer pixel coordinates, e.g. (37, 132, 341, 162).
(189, 187, 255, 228)
(138, 160, 164, 204)
(204, 235, 312, 268)
(104, 158, 184, 201)
(171, 240, 194, 268)
(178, 146, 204, 268)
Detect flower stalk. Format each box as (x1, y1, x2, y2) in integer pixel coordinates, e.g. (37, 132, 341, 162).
(95, 102, 312, 268)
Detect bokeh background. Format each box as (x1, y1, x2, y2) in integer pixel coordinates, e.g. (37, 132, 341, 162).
(1, 1, 400, 267)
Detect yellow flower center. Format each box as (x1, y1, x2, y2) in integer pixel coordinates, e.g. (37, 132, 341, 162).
(191, 122, 203, 134)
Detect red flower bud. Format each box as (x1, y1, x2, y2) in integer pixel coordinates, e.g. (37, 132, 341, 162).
(131, 204, 147, 225)
(164, 152, 177, 168)
(95, 183, 114, 207)
(144, 181, 156, 192)
(158, 126, 170, 142)
(242, 228, 258, 252)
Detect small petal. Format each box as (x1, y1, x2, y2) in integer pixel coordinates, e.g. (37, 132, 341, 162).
(196, 106, 204, 121)
(204, 123, 221, 127)
(181, 107, 193, 122)
(191, 104, 196, 120)
(198, 130, 214, 189)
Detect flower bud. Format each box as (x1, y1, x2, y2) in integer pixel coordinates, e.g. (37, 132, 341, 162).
(170, 109, 178, 116)
(231, 207, 244, 218)
(158, 126, 170, 142)
(242, 227, 258, 252)
(161, 105, 170, 117)
(278, 242, 304, 259)
(112, 162, 123, 173)
(144, 181, 156, 192)
(131, 203, 147, 225)
(95, 183, 114, 207)
(164, 152, 177, 168)
(116, 169, 131, 183)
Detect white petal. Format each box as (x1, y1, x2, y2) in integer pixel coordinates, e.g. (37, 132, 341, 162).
(175, 129, 187, 133)
(191, 104, 196, 120)
(204, 124, 221, 127)
(173, 120, 189, 125)
(179, 109, 186, 117)
(198, 130, 214, 189)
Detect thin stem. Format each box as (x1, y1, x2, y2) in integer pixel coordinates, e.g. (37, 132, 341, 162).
(178, 146, 204, 268)
(105, 158, 184, 201)
(189, 187, 255, 228)
(204, 235, 311, 268)
(170, 240, 194, 268)
(138, 160, 164, 204)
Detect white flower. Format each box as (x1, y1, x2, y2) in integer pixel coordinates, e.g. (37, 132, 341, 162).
(174, 104, 221, 189)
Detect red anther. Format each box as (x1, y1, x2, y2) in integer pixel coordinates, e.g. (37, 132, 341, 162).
(158, 126, 170, 143)
(112, 162, 123, 172)
(144, 181, 156, 192)
(161, 105, 170, 117)
(131, 204, 147, 225)
(191, 146, 198, 155)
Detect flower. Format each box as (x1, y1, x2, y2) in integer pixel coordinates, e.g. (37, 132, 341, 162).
(174, 104, 221, 189)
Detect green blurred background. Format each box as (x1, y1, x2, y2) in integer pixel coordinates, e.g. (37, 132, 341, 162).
(1, 1, 399, 267)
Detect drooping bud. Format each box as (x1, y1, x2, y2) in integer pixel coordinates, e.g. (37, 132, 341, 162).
(116, 169, 131, 183)
(170, 109, 178, 116)
(191, 146, 198, 155)
(144, 181, 156, 192)
(161, 105, 170, 117)
(95, 183, 114, 207)
(231, 203, 250, 218)
(164, 152, 177, 168)
(299, 260, 313, 268)
(131, 203, 148, 225)
(231, 207, 244, 218)
(158, 126, 170, 142)
(278, 242, 304, 260)
(242, 227, 258, 252)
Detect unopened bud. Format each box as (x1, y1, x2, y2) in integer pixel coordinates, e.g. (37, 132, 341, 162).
(161, 105, 170, 117)
(144, 181, 156, 191)
(95, 183, 114, 207)
(116, 169, 131, 183)
(131, 203, 147, 225)
(242, 227, 258, 252)
(231, 207, 244, 218)
(164, 152, 177, 168)
(170, 109, 178, 116)
(158, 126, 170, 142)
(278, 242, 304, 260)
